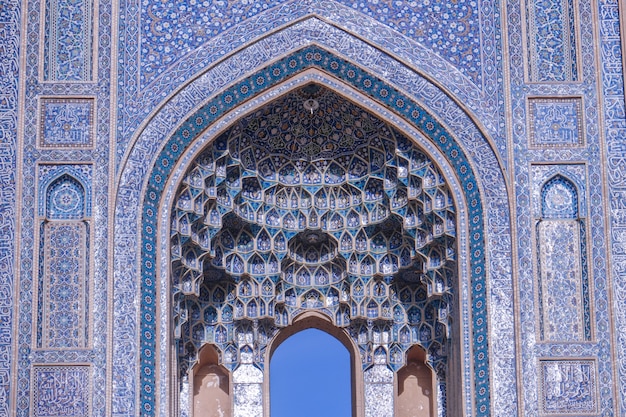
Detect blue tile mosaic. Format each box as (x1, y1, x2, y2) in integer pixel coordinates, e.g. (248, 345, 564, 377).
(32, 365, 91, 417)
(539, 360, 597, 414)
(526, 0, 578, 82)
(139, 0, 483, 87)
(528, 98, 584, 147)
(42, 0, 93, 81)
(114, 20, 515, 413)
(39, 221, 89, 349)
(116, 4, 506, 169)
(39, 98, 94, 148)
(8, 0, 626, 414)
(16, 0, 112, 410)
(136, 46, 491, 416)
(508, 0, 616, 412)
(0, 0, 20, 414)
(169, 85, 458, 388)
(37, 164, 93, 218)
(597, 0, 626, 413)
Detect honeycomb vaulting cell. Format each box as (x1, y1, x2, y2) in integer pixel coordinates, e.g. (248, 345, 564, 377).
(171, 84, 456, 378)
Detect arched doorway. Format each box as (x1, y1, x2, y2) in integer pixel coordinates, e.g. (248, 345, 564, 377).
(169, 80, 461, 416)
(113, 32, 513, 417)
(269, 317, 353, 417)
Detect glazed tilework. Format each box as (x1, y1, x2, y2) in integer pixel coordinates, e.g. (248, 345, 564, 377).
(42, 0, 93, 81)
(0, 0, 20, 414)
(39, 98, 94, 148)
(530, 164, 587, 218)
(117, 4, 506, 168)
(114, 21, 516, 412)
(135, 47, 492, 416)
(506, 0, 617, 407)
(40, 222, 89, 349)
(363, 365, 394, 417)
(539, 360, 597, 414)
(32, 365, 91, 417)
(170, 85, 457, 383)
(7, 0, 626, 414)
(597, 0, 626, 413)
(528, 98, 584, 148)
(526, 0, 578, 82)
(16, 0, 112, 409)
(139, 0, 482, 87)
(537, 220, 587, 341)
(37, 164, 92, 218)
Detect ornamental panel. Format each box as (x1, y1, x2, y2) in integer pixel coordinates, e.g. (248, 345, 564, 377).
(526, 0, 579, 82)
(535, 174, 591, 342)
(42, 0, 93, 81)
(528, 98, 584, 148)
(539, 360, 597, 415)
(32, 365, 91, 417)
(39, 98, 94, 149)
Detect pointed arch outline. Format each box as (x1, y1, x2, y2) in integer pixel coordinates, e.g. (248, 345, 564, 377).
(144, 47, 487, 414)
(264, 310, 363, 417)
(38, 167, 92, 218)
(112, 43, 516, 417)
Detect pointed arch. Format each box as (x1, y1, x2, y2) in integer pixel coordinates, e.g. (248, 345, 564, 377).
(112, 41, 515, 417)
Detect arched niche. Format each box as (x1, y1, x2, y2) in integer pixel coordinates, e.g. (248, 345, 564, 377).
(191, 344, 232, 417)
(536, 174, 591, 342)
(265, 311, 363, 417)
(397, 346, 435, 417)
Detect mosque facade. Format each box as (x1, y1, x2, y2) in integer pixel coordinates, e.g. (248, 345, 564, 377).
(1, 0, 626, 416)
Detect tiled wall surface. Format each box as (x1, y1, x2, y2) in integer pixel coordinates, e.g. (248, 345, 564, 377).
(3, 0, 625, 415)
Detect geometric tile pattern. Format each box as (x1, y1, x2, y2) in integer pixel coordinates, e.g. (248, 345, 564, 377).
(45, 175, 86, 220)
(39, 98, 94, 148)
(539, 177, 591, 348)
(529, 98, 584, 147)
(171, 85, 456, 381)
(140, 46, 490, 416)
(599, 0, 626, 412)
(32, 365, 91, 417)
(38, 165, 93, 218)
(526, 0, 578, 82)
(539, 360, 597, 414)
(535, 173, 591, 342)
(42, 0, 93, 81)
(40, 222, 88, 349)
(537, 220, 585, 341)
(6, 0, 626, 415)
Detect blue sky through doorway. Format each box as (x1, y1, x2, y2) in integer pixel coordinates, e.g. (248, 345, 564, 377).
(270, 328, 351, 417)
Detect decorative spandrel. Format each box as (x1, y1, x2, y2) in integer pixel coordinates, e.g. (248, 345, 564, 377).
(171, 84, 456, 377)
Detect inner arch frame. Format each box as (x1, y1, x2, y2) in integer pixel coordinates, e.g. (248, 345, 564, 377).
(144, 47, 488, 416)
(264, 311, 363, 417)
